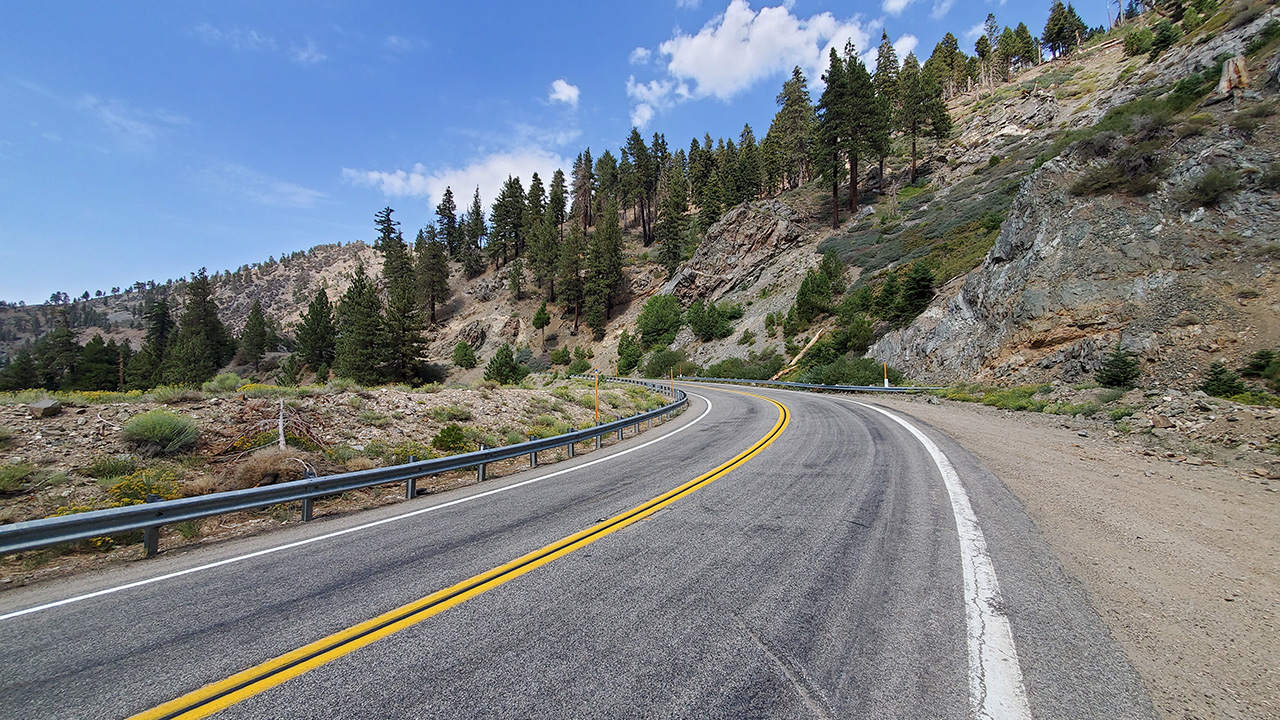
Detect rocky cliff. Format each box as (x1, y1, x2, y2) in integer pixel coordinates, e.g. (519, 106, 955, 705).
(872, 9, 1280, 388)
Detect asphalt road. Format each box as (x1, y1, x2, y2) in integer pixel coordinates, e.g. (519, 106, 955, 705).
(0, 384, 1157, 719)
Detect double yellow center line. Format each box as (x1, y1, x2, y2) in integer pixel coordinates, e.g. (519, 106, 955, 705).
(133, 391, 789, 719)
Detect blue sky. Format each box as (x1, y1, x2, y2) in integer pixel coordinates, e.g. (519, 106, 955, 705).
(0, 0, 1107, 305)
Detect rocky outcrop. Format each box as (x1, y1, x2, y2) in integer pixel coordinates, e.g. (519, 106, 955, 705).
(871, 144, 1279, 386)
(664, 199, 809, 302)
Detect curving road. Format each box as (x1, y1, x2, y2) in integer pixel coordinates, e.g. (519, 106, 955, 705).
(0, 384, 1156, 719)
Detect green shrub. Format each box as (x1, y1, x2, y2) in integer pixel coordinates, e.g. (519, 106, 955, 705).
(567, 358, 591, 375)
(484, 344, 528, 385)
(1179, 168, 1240, 207)
(433, 424, 472, 454)
(388, 441, 434, 465)
(0, 462, 36, 493)
(1149, 20, 1182, 59)
(1096, 345, 1143, 388)
(358, 410, 389, 427)
(0, 427, 13, 448)
(85, 455, 139, 480)
(981, 386, 1051, 412)
(1109, 406, 1138, 420)
(549, 346, 571, 365)
(643, 349, 688, 379)
(107, 467, 181, 506)
(1201, 362, 1247, 397)
(737, 328, 757, 345)
(148, 385, 204, 404)
(201, 373, 246, 393)
(636, 294, 684, 349)
(1123, 27, 1154, 56)
(122, 410, 199, 455)
(431, 406, 473, 422)
(452, 341, 478, 369)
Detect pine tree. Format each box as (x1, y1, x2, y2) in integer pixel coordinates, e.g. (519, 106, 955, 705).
(460, 188, 488, 278)
(452, 340, 477, 369)
(436, 187, 461, 258)
(584, 201, 624, 338)
(813, 47, 848, 228)
(1096, 344, 1142, 388)
(532, 301, 551, 349)
(819, 250, 846, 292)
(125, 297, 174, 389)
(489, 175, 525, 269)
(571, 148, 595, 231)
(897, 53, 952, 182)
(893, 262, 936, 324)
(74, 335, 119, 391)
(377, 207, 426, 383)
(415, 227, 450, 325)
(162, 269, 234, 385)
(795, 269, 833, 325)
(557, 225, 586, 332)
(737, 124, 762, 201)
(0, 348, 39, 391)
(872, 33, 899, 184)
(548, 169, 568, 241)
(484, 343, 524, 385)
(239, 299, 268, 369)
(593, 151, 620, 218)
(296, 288, 337, 370)
(841, 42, 879, 213)
(656, 161, 690, 276)
(508, 257, 524, 302)
(523, 171, 547, 257)
(334, 261, 387, 385)
(528, 214, 559, 301)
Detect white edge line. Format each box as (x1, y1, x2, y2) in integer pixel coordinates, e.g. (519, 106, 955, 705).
(0, 393, 716, 622)
(845, 399, 1032, 720)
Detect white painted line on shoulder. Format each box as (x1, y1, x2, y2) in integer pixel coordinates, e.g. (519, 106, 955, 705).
(849, 400, 1032, 720)
(0, 393, 715, 622)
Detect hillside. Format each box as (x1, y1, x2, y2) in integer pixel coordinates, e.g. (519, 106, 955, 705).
(1, 3, 1278, 402)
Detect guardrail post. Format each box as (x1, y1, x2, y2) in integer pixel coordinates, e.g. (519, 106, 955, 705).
(529, 437, 538, 468)
(617, 427, 623, 442)
(143, 527, 159, 558)
(596, 433, 602, 450)
(477, 444, 487, 483)
(567, 439, 575, 458)
(302, 497, 314, 521)
(406, 455, 417, 499)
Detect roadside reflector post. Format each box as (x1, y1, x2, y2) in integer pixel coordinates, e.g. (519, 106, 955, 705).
(477, 444, 487, 483)
(883, 361, 890, 388)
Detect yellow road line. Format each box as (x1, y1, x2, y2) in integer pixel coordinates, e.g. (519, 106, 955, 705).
(132, 390, 789, 720)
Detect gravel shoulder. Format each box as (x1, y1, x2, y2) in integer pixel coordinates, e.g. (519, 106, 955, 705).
(873, 395, 1278, 720)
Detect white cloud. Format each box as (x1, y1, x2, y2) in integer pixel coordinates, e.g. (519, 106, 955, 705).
(963, 22, 986, 43)
(882, 0, 914, 15)
(200, 163, 326, 208)
(631, 103, 655, 128)
(629, 46, 652, 64)
(676, 0, 701, 7)
(931, 0, 956, 19)
(290, 39, 327, 65)
(342, 148, 569, 213)
(894, 34, 919, 60)
(194, 23, 276, 51)
(630, 1, 876, 125)
(548, 78, 580, 107)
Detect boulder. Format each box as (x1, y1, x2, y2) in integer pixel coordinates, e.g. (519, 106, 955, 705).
(27, 399, 62, 418)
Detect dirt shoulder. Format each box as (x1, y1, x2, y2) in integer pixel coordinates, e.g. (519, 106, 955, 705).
(874, 395, 1278, 720)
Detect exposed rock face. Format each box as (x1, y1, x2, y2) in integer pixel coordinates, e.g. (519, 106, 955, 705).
(664, 199, 809, 303)
(870, 144, 1280, 386)
(456, 321, 487, 350)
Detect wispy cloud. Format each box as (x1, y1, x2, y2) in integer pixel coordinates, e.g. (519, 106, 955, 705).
(194, 23, 277, 51)
(629, 47, 652, 65)
(677, 0, 701, 8)
(964, 21, 987, 43)
(931, 0, 957, 20)
(548, 78, 580, 107)
(290, 39, 327, 65)
(342, 147, 569, 212)
(199, 163, 326, 209)
(384, 35, 422, 53)
(75, 94, 189, 149)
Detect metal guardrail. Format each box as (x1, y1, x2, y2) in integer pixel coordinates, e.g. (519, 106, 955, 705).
(676, 376, 946, 393)
(0, 378, 686, 557)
